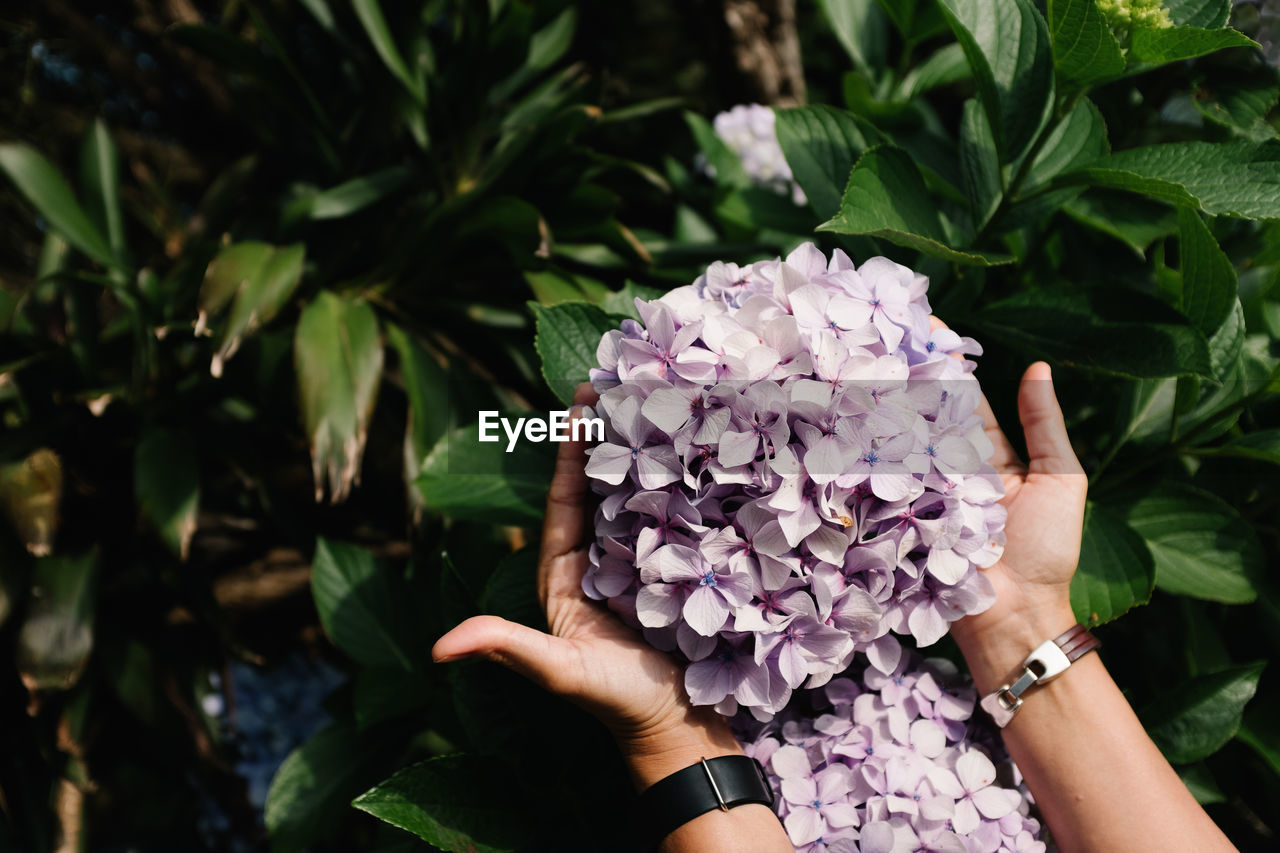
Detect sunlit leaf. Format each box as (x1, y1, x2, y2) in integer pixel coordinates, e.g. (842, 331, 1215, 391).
(294, 292, 384, 503)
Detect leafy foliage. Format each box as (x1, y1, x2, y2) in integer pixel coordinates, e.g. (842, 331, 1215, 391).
(0, 0, 1278, 850)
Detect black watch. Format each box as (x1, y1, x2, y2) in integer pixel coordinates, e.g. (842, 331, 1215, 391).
(636, 755, 777, 846)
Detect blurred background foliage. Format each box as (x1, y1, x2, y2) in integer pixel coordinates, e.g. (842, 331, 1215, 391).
(0, 0, 1278, 851)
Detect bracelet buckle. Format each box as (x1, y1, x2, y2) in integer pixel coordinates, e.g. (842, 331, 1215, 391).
(980, 636, 1082, 727)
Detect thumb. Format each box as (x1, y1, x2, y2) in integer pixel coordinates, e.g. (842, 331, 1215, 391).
(432, 614, 578, 696)
(1017, 362, 1085, 478)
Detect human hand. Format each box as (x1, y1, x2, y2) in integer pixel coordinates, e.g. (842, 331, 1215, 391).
(431, 384, 743, 789)
(936, 322, 1087, 685)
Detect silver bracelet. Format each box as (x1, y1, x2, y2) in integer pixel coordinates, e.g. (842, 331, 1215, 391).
(980, 624, 1101, 728)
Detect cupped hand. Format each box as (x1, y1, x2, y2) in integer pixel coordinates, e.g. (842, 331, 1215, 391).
(432, 384, 737, 776)
(931, 316, 1088, 669)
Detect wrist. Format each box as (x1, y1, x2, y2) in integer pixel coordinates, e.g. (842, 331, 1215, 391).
(614, 705, 744, 792)
(952, 595, 1078, 695)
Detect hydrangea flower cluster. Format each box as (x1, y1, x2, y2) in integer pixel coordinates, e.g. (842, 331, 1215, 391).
(733, 653, 1047, 853)
(581, 243, 1007, 716)
(712, 103, 807, 206)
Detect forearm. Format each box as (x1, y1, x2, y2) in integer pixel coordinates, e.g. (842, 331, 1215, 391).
(616, 706, 792, 853)
(956, 609, 1236, 853)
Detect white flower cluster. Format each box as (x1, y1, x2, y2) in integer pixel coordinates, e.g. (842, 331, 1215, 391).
(713, 103, 808, 206)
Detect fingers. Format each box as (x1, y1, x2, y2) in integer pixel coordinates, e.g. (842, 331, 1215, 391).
(432, 614, 576, 696)
(1017, 362, 1086, 478)
(928, 315, 1024, 475)
(539, 383, 599, 565)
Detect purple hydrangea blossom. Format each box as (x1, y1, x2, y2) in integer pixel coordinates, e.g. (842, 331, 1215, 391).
(583, 243, 1006, 716)
(735, 654, 1048, 852)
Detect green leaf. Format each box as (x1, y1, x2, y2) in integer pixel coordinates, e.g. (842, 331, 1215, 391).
(353, 756, 532, 852)
(78, 119, 125, 259)
(774, 105, 881, 219)
(531, 301, 621, 405)
(1177, 763, 1227, 805)
(818, 145, 1014, 265)
(1194, 70, 1280, 142)
(1238, 693, 1280, 776)
(481, 548, 542, 629)
(0, 143, 120, 270)
(969, 287, 1213, 378)
(1070, 502, 1155, 626)
(199, 242, 306, 377)
(1142, 663, 1265, 763)
(353, 667, 434, 731)
(1062, 191, 1177, 256)
(386, 324, 449, 506)
(306, 165, 414, 220)
(1056, 140, 1280, 219)
(684, 112, 751, 190)
(352, 0, 426, 105)
(1020, 98, 1110, 195)
(134, 427, 199, 561)
(267, 722, 401, 853)
(414, 419, 555, 525)
(1047, 0, 1125, 89)
(936, 0, 1054, 163)
(1207, 429, 1280, 466)
(1206, 298, 1244, 381)
(15, 552, 98, 691)
(527, 7, 576, 70)
(1176, 208, 1237, 337)
(294, 292, 384, 503)
(820, 0, 888, 74)
(959, 99, 1002, 229)
(1129, 26, 1257, 65)
(311, 538, 415, 669)
(898, 43, 971, 98)
(1164, 0, 1230, 28)
(1121, 484, 1261, 604)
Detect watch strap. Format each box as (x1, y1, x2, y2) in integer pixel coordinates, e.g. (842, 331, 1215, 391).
(637, 755, 775, 845)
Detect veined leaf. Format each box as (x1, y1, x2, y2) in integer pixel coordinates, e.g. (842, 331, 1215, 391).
(311, 538, 415, 670)
(1020, 98, 1110, 194)
(818, 145, 1014, 265)
(353, 756, 532, 852)
(958, 99, 1002, 229)
(1176, 208, 1237, 337)
(1129, 26, 1257, 66)
(531, 301, 623, 405)
(1048, 0, 1125, 89)
(415, 419, 555, 525)
(1071, 502, 1155, 626)
(820, 0, 888, 74)
(1164, 0, 1230, 28)
(972, 287, 1212, 378)
(1142, 664, 1265, 763)
(936, 0, 1054, 163)
(1055, 140, 1280, 219)
(1122, 484, 1261, 604)
(294, 292, 384, 503)
(1062, 191, 1177, 256)
(774, 105, 881, 219)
